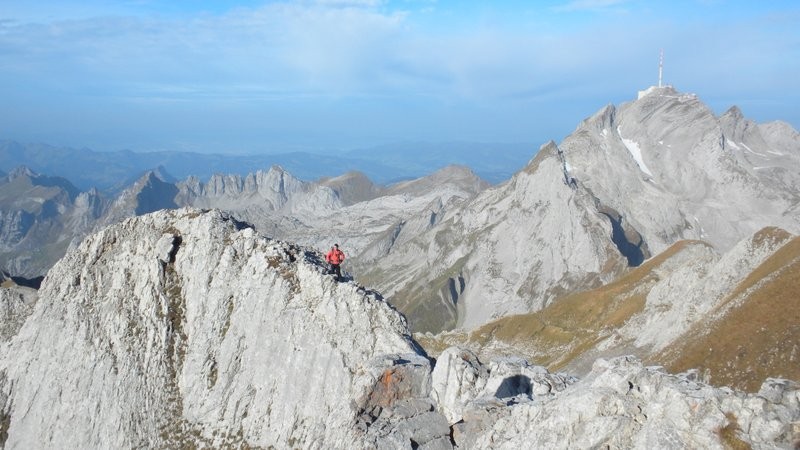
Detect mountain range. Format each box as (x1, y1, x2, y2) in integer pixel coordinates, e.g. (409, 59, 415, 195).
(0, 140, 533, 191)
(353, 86, 799, 334)
(0, 85, 798, 447)
(0, 208, 796, 448)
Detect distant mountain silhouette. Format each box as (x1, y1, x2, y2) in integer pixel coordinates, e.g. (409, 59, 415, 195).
(0, 140, 534, 192)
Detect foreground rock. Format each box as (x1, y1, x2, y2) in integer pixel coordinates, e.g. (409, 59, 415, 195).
(0, 208, 447, 449)
(434, 351, 799, 449)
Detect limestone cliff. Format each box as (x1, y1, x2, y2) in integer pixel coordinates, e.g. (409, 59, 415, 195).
(0, 209, 443, 448)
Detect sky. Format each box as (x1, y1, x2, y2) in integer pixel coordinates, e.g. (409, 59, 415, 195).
(1, 0, 798, 154)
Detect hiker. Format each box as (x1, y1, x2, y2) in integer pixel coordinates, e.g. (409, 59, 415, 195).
(325, 244, 345, 281)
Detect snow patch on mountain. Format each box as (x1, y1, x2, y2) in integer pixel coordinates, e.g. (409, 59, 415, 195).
(617, 126, 654, 177)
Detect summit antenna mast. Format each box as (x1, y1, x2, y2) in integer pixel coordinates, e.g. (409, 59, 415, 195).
(658, 49, 663, 88)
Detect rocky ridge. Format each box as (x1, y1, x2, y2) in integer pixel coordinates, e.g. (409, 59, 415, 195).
(0, 208, 436, 448)
(0, 167, 106, 277)
(0, 209, 796, 448)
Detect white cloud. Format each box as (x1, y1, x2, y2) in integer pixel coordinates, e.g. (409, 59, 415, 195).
(0, 0, 797, 151)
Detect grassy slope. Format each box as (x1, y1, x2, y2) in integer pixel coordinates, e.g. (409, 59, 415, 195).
(653, 234, 800, 392)
(420, 229, 799, 393)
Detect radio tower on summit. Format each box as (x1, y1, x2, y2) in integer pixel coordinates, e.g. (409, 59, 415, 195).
(658, 49, 664, 88)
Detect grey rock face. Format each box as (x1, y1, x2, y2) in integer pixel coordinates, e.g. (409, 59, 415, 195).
(176, 165, 342, 214)
(430, 347, 574, 425)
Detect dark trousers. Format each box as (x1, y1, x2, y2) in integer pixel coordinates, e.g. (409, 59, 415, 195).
(330, 263, 341, 280)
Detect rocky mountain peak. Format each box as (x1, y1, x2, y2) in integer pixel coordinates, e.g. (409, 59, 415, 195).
(149, 165, 177, 183)
(387, 164, 488, 197)
(6, 166, 36, 181)
(319, 171, 384, 206)
(521, 140, 559, 175)
(723, 104, 744, 120)
(267, 164, 287, 175)
(141, 169, 164, 185)
(2, 165, 80, 199)
(719, 105, 757, 144)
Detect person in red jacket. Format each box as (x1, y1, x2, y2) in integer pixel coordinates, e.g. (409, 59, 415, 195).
(325, 243, 345, 281)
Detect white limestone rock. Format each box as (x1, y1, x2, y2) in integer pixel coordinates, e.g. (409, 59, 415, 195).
(430, 346, 574, 425)
(430, 347, 490, 423)
(463, 356, 799, 449)
(0, 208, 449, 449)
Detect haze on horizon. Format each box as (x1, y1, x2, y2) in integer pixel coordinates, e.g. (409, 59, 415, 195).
(1, 0, 798, 155)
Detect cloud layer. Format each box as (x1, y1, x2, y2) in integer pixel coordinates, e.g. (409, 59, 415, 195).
(1, 0, 798, 153)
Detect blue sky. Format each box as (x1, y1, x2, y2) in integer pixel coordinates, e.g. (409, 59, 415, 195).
(1, 0, 798, 154)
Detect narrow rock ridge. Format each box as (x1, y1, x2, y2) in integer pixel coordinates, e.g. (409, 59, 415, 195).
(0, 208, 437, 448)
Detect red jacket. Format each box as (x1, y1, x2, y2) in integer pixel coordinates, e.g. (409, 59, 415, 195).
(326, 248, 345, 265)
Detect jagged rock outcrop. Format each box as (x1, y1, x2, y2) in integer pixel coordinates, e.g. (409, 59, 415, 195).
(177, 165, 342, 215)
(461, 356, 799, 449)
(430, 347, 574, 425)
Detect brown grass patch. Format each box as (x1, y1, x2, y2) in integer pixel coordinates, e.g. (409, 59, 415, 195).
(655, 237, 800, 392)
(751, 227, 792, 249)
(717, 413, 751, 450)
